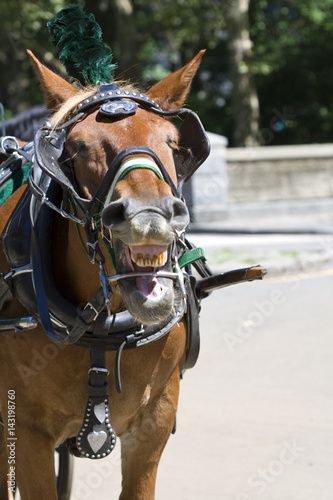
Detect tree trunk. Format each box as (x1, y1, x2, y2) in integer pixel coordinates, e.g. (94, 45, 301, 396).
(223, 0, 260, 147)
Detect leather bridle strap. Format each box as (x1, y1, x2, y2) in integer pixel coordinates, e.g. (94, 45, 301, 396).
(29, 193, 62, 343)
(88, 347, 109, 398)
(88, 146, 180, 218)
(30, 194, 108, 344)
(104, 157, 164, 206)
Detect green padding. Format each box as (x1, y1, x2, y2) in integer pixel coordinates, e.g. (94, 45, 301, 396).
(178, 247, 206, 268)
(0, 162, 32, 208)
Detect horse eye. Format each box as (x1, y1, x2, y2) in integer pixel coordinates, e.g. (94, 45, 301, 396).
(60, 142, 88, 166)
(64, 140, 89, 159)
(167, 136, 178, 150)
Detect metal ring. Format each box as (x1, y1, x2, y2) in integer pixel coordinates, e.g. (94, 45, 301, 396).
(0, 136, 20, 154)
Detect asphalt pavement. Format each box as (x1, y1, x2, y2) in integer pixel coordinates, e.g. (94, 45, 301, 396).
(70, 265, 333, 500)
(69, 206, 333, 500)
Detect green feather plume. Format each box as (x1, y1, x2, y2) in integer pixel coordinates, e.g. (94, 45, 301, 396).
(47, 5, 117, 86)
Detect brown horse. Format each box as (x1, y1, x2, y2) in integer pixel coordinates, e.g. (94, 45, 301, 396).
(0, 50, 206, 499)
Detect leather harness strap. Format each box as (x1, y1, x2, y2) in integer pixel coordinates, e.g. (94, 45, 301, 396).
(0, 273, 14, 311)
(76, 346, 117, 459)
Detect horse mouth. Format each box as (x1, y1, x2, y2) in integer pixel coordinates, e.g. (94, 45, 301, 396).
(130, 245, 168, 268)
(128, 244, 168, 298)
(114, 241, 175, 325)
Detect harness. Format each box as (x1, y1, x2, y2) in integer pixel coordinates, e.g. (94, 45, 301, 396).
(0, 86, 266, 459)
(0, 86, 212, 459)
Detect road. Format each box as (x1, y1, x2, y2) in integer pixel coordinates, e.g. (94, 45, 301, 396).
(69, 264, 333, 500)
(187, 232, 333, 277)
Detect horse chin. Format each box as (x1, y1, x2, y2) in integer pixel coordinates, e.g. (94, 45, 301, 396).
(114, 240, 175, 325)
(119, 279, 174, 326)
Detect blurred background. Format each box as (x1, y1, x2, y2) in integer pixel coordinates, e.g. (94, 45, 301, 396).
(1, 0, 333, 229)
(2, 5, 333, 499)
(1, 0, 333, 148)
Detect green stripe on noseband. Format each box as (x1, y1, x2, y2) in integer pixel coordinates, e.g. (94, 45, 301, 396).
(117, 164, 164, 182)
(103, 157, 164, 208)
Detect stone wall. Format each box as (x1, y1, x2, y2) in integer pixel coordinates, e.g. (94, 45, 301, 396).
(189, 132, 228, 221)
(190, 140, 333, 222)
(226, 144, 333, 204)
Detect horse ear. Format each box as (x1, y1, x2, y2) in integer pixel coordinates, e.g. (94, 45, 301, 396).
(147, 50, 205, 110)
(27, 50, 79, 110)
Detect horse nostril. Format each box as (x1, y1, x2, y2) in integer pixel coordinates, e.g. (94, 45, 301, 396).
(163, 197, 190, 230)
(102, 199, 132, 228)
(102, 196, 189, 232)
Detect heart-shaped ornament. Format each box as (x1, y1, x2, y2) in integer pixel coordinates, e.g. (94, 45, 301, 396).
(94, 403, 106, 423)
(87, 431, 107, 454)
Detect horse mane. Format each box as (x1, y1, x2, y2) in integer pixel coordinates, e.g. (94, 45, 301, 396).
(50, 81, 139, 129)
(50, 86, 98, 129)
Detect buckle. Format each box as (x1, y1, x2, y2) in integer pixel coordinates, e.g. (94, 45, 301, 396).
(84, 302, 100, 321)
(135, 324, 145, 336)
(88, 367, 110, 376)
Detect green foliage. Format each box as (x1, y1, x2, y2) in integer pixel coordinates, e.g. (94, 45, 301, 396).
(2, 0, 333, 145)
(47, 5, 116, 86)
(132, 0, 230, 136)
(0, 0, 78, 115)
(250, 0, 333, 144)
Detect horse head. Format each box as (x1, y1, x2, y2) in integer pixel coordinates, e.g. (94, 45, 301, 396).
(28, 50, 206, 326)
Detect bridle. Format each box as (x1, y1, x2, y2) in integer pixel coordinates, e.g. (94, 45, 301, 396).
(31, 82, 210, 217)
(26, 83, 210, 349)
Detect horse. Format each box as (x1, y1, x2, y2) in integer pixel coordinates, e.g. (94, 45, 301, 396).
(0, 49, 208, 499)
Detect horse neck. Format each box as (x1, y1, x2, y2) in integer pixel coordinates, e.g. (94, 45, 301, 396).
(52, 213, 123, 312)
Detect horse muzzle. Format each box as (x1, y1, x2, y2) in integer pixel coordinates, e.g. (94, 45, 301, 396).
(102, 195, 189, 243)
(101, 196, 189, 325)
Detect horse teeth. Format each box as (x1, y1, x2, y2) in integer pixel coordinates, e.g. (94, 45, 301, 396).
(136, 254, 144, 267)
(158, 253, 166, 266)
(152, 256, 159, 267)
(130, 249, 168, 267)
(144, 256, 151, 267)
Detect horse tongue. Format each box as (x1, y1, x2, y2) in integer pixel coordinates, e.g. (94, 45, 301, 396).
(132, 262, 163, 298)
(135, 275, 163, 299)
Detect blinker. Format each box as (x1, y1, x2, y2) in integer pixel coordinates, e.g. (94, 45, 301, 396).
(34, 85, 210, 206)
